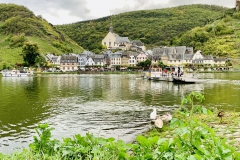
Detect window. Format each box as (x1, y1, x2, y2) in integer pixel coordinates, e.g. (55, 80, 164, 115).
(109, 42, 111, 46)
(104, 42, 106, 45)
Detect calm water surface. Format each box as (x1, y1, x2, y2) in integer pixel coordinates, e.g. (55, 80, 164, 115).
(0, 73, 240, 153)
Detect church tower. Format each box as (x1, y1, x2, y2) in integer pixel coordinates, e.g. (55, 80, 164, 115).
(109, 22, 113, 33)
(236, 0, 240, 11)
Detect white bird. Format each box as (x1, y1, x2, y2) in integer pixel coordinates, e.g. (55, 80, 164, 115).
(150, 108, 157, 120)
(160, 112, 172, 123)
(154, 115, 163, 128)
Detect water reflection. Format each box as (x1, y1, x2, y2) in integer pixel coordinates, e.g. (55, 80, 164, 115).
(0, 73, 240, 153)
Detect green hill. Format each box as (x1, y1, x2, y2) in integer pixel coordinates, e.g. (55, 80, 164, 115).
(56, 4, 228, 53)
(171, 9, 240, 59)
(0, 3, 83, 69)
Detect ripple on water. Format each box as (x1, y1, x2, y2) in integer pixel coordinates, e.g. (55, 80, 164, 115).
(40, 97, 175, 144)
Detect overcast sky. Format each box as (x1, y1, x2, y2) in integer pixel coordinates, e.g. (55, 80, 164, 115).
(1, 0, 235, 25)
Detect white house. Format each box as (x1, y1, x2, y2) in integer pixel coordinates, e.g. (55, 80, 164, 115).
(129, 53, 137, 66)
(86, 57, 95, 66)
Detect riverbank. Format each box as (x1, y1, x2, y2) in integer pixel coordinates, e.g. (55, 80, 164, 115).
(144, 109, 240, 152)
(1, 92, 240, 159)
(0, 111, 239, 159)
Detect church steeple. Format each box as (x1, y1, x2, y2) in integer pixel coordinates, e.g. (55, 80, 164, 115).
(109, 22, 113, 33)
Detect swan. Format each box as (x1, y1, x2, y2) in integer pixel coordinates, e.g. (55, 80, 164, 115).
(150, 108, 157, 120)
(160, 112, 172, 123)
(154, 116, 163, 128)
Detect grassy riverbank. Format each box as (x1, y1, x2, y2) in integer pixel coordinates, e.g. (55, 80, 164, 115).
(0, 92, 240, 159)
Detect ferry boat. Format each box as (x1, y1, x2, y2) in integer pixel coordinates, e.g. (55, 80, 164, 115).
(1, 69, 33, 77)
(146, 67, 174, 82)
(172, 74, 206, 84)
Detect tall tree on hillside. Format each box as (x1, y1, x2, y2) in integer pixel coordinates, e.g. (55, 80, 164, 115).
(22, 42, 40, 66)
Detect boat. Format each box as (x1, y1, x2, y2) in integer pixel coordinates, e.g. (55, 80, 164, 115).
(146, 66, 180, 82)
(146, 67, 173, 81)
(1, 69, 33, 77)
(172, 74, 205, 84)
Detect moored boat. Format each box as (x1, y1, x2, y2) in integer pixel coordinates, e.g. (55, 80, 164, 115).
(1, 70, 33, 77)
(172, 74, 205, 84)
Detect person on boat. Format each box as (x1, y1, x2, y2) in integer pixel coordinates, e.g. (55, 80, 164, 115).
(178, 67, 180, 77)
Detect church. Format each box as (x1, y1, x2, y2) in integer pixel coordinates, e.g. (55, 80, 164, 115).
(102, 23, 145, 51)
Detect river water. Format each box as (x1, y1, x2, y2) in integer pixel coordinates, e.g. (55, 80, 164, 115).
(0, 73, 240, 153)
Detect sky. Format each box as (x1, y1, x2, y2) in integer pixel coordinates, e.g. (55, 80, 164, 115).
(1, 0, 236, 25)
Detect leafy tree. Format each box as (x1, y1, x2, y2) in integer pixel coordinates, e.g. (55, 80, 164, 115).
(2, 63, 7, 70)
(22, 42, 40, 66)
(144, 59, 151, 68)
(137, 59, 151, 70)
(136, 61, 145, 68)
(35, 55, 46, 67)
(158, 60, 165, 69)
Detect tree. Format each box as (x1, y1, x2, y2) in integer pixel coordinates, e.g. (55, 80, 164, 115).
(144, 59, 151, 68)
(137, 59, 152, 70)
(35, 55, 46, 67)
(158, 60, 165, 69)
(22, 42, 40, 66)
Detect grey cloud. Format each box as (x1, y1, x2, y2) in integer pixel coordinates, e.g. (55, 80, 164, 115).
(1, 0, 235, 24)
(2, 0, 93, 20)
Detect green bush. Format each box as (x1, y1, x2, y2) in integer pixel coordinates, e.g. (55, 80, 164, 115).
(6, 34, 28, 48)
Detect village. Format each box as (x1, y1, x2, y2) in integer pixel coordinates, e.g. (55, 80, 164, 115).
(44, 23, 228, 72)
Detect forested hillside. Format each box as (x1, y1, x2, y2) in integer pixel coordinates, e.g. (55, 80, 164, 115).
(56, 4, 227, 53)
(0, 3, 83, 68)
(171, 10, 240, 58)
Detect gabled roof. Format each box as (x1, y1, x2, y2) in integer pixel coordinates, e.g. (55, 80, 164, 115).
(61, 55, 78, 60)
(82, 50, 95, 56)
(184, 54, 194, 60)
(175, 46, 186, 55)
(186, 47, 194, 54)
(52, 56, 60, 62)
(122, 51, 131, 58)
(214, 58, 226, 62)
(115, 37, 130, 43)
(132, 40, 144, 46)
(79, 56, 87, 61)
(94, 54, 104, 59)
(111, 51, 122, 58)
(204, 55, 214, 60)
(113, 33, 119, 37)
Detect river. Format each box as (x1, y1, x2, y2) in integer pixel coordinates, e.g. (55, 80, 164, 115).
(0, 73, 240, 153)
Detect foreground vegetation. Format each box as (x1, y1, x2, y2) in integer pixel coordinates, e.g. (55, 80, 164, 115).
(0, 92, 240, 159)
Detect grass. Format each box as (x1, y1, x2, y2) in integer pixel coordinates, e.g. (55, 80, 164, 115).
(144, 109, 240, 151)
(0, 34, 84, 69)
